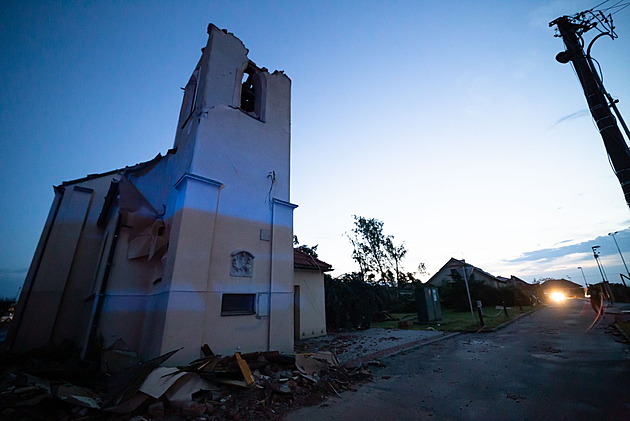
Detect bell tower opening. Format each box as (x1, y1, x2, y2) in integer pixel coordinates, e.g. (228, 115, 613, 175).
(240, 62, 263, 118)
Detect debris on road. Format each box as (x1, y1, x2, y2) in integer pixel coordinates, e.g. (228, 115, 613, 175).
(0, 344, 372, 420)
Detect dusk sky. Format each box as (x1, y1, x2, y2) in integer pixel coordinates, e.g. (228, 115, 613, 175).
(2, 0, 630, 298)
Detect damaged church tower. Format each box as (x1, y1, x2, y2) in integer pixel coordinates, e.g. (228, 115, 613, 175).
(8, 25, 296, 364)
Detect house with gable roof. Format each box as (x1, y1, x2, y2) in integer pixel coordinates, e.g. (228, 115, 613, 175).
(426, 257, 506, 289)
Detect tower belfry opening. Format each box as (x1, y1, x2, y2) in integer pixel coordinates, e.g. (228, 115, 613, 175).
(240, 62, 261, 117)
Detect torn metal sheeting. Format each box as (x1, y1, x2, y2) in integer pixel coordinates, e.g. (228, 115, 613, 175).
(103, 347, 181, 410)
(138, 367, 188, 399)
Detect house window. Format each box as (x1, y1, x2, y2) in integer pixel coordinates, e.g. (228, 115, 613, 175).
(221, 293, 256, 316)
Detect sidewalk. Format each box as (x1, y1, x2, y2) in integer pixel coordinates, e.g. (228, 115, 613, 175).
(598, 302, 630, 323)
(604, 302, 630, 314)
(295, 328, 459, 367)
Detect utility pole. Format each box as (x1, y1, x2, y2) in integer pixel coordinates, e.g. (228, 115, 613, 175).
(550, 10, 630, 209)
(461, 259, 476, 327)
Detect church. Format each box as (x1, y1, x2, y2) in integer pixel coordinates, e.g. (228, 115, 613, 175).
(8, 24, 330, 365)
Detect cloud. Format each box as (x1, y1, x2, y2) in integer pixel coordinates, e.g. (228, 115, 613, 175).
(500, 228, 630, 281)
(509, 230, 628, 263)
(510, 242, 589, 263)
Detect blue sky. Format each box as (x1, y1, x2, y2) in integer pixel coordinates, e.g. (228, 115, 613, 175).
(1, 0, 630, 298)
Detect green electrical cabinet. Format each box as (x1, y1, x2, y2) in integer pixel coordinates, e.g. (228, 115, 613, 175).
(415, 285, 442, 322)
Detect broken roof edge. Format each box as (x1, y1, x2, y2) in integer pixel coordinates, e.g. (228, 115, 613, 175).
(205, 23, 289, 81)
(293, 249, 333, 272)
(207, 23, 249, 57)
(497, 275, 530, 285)
(55, 148, 177, 189)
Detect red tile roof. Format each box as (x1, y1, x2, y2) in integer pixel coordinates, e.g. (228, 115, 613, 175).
(293, 249, 333, 272)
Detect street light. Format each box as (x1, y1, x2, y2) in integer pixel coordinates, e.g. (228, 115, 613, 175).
(592, 246, 608, 283)
(608, 231, 630, 278)
(592, 245, 614, 305)
(577, 266, 588, 287)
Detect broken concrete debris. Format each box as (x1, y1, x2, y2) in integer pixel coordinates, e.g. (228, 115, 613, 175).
(295, 351, 339, 379)
(0, 346, 372, 420)
(0, 373, 51, 407)
(55, 383, 101, 409)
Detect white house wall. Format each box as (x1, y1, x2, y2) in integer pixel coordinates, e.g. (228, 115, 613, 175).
(294, 269, 327, 339)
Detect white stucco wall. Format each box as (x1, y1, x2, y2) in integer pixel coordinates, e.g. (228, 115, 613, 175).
(294, 268, 327, 339)
(155, 24, 294, 363)
(10, 24, 299, 366)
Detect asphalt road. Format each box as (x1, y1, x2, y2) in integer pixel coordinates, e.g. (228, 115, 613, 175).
(285, 299, 630, 420)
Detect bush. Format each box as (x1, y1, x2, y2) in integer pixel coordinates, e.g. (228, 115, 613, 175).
(388, 296, 417, 313)
(439, 274, 534, 311)
(500, 286, 534, 307)
(325, 273, 384, 330)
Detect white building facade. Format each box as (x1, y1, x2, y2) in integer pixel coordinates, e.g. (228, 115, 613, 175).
(9, 25, 305, 365)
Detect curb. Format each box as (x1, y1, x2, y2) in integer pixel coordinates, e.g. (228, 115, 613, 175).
(341, 332, 460, 368)
(338, 306, 546, 367)
(472, 305, 547, 333)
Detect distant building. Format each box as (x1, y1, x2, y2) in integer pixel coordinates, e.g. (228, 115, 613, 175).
(540, 279, 585, 298)
(426, 258, 507, 289)
(8, 24, 329, 365)
(498, 275, 540, 302)
(497, 275, 533, 289)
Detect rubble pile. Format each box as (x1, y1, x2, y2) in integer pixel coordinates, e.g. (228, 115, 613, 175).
(0, 346, 373, 420)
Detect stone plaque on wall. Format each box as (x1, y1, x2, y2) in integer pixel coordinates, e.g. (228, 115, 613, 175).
(231, 251, 254, 277)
